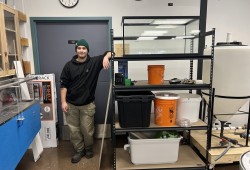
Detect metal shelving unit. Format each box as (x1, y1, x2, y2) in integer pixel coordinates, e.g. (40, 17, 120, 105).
(110, 14, 215, 169)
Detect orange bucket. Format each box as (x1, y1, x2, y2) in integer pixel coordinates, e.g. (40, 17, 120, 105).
(148, 65, 165, 85)
(154, 92, 180, 126)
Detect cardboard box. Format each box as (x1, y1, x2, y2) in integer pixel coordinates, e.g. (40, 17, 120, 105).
(39, 121, 58, 148)
(115, 44, 129, 57)
(27, 74, 58, 122)
(17, 10, 27, 22)
(27, 74, 58, 148)
(22, 60, 31, 74)
(20, 38, 29, 47)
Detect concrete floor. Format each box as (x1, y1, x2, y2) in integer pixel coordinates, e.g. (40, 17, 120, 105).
(16, 138, 240, 170)
(16, 139, 113, 170)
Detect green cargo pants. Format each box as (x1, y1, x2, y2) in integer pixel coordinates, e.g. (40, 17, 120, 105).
(65, 102, 96, 152)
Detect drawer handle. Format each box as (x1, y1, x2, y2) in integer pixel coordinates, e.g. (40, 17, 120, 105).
(17, 116, 25, 127)
(17, 116, 25, 121)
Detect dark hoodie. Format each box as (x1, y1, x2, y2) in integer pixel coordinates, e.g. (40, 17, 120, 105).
(60, 52, 108, 106)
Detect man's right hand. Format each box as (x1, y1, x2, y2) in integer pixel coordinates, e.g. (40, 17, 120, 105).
(62, 102, 68, 113)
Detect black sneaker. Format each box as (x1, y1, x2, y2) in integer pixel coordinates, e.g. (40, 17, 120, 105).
(71, 150, 85, 163)
(85, 148, 93, 159)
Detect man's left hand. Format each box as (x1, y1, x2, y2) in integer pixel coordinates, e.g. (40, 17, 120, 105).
(103, 52, 114, 69)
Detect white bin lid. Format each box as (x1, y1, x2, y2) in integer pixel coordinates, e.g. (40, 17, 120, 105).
(154, 92, 180, 100)
(178, 93, 201, 102)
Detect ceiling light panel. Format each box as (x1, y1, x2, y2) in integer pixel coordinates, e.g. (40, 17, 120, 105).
(175, 35, 195, 39)
(155, 25, 177, 29)
(141, 30, 168, 36)
(190, 30, 200, 35)
(137, 37, 157, 40)
(151, 19, 193, 25)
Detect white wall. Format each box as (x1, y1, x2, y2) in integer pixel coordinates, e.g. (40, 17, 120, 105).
(10, 0, 249, 73)
(12, 0, 199, 73)
(207, 0, 250, 46)
(23, 0, 200, 36)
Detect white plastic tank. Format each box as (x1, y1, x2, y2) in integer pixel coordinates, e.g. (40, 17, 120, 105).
(202, 45, 250, 121)
(240, 150, 250, 170)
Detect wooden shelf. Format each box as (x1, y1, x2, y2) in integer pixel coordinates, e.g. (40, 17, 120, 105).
(5, 28, 16, 33)
(114, 80, 210, 91)
(116, 145, 206, 169)
(20, 38, 29, 47)
(115, 113, 208, 133)
(190, 130, 250, 164)
(113, 54, 212, 61)
(17, 11, 27, 22)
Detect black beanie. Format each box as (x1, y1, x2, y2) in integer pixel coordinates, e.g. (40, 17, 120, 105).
(75, 39, 89, 52)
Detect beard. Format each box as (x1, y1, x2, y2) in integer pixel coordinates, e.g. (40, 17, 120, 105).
(78, 52, 87, 58)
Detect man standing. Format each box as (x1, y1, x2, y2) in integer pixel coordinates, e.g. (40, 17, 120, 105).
(60, 39, 112, 163)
